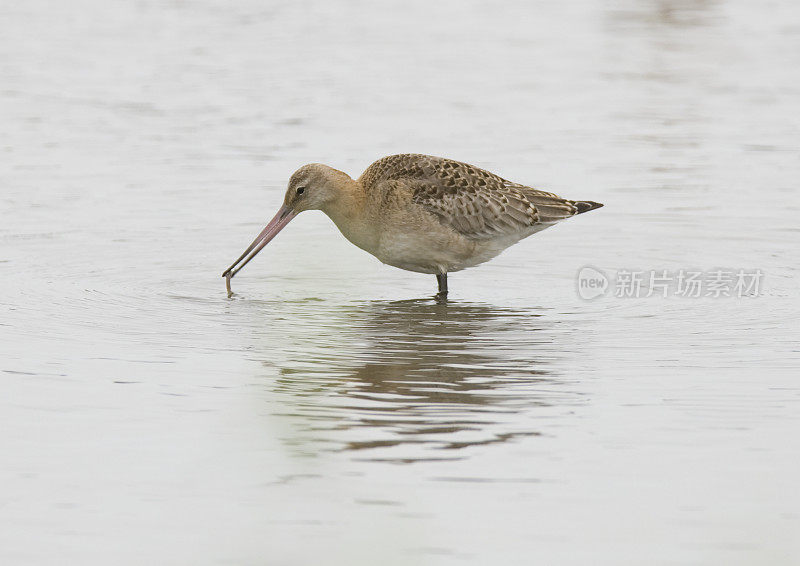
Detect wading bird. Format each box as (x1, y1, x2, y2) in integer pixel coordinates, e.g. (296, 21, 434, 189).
(222, 154, 602, 298)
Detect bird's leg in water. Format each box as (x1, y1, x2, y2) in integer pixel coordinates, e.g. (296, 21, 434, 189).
(435, 273, 448, 300)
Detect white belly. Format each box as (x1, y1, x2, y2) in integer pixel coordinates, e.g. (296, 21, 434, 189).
(374, 224, 556, 274)
(329, 208, 556, 275)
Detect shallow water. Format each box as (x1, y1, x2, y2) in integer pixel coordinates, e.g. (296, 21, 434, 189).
(1, 1, 799, 564)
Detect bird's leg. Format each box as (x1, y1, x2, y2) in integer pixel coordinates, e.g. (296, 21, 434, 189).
(435, 273, 448, 301)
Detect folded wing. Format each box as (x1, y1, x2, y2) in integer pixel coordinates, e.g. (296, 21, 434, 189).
(360, 154, 600, 240)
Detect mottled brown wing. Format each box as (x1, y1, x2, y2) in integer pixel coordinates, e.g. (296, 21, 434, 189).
(359, 154, 585, 240)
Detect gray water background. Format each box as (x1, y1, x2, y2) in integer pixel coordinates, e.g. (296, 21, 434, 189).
(1, 1, 799, 564)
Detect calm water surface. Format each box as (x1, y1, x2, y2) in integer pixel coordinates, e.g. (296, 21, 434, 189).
(1, 1, 799, 564)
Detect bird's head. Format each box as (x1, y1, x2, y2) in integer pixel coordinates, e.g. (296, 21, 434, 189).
(283, 163, 350, 213)
(221, 163, 352, 279)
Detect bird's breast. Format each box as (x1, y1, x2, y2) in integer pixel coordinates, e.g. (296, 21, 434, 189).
(326, 212, 382, 257)
(323, 198, 519, 275)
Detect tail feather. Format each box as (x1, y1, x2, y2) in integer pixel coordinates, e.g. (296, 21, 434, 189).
(573, 200, 604, 214)
(520, 186, 604, 221)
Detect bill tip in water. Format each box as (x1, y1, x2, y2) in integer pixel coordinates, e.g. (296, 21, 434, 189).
(225, 273, 233, 298)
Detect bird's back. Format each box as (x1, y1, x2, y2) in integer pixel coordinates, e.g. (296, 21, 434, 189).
(358, 154, 602, 241)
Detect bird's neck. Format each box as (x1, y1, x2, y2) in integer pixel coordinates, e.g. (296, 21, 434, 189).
(321, 177, 366, 222)
(321, 179, 377, 252)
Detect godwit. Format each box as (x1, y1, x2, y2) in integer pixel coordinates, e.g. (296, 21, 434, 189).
(222, 154, 602, 298)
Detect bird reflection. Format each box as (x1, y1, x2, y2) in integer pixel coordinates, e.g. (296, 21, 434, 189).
(260, 299, 580, 463)
(606, 0, 718, 29)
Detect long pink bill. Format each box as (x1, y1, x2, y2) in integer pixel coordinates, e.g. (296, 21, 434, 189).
(222, 205, 297, 279)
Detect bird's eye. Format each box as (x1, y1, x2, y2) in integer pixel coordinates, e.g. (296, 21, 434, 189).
(296, 187, 305, 195)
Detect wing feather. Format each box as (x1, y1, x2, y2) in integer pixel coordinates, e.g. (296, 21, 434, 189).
(359, 154, 595, 240)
